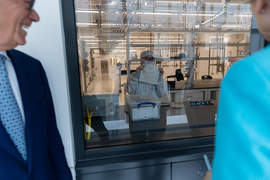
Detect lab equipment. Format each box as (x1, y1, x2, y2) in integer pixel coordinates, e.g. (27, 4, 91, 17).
(82, 94, 119, 117)
(202, 75, 213, 80)
(125, 94, 161, 121)
(184, 101, 217, 127)
(190, 100, 212, 106)
(116, 62, 125, 93)
(166, 69, 184, 82)
(84, 106, 95, 140)
(196, 163, 204, 177)
(180, 53, 186, 58)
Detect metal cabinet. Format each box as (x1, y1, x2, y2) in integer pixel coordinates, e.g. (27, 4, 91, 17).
(77, 164, 170, 180)
(172, 89, 207, 103)
(207, 88, 220, 101)
(172, 159, 213, 180)
(171, 88, 221, 102)
(171, 88, 220, 103)
(76, 150, 214, 180)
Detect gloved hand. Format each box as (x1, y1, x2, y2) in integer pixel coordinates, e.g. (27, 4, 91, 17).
(159, 67, 164, 76)
(134, 64, 145, 79)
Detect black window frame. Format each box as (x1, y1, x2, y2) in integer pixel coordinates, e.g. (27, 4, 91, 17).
(60, 0, 216, 162)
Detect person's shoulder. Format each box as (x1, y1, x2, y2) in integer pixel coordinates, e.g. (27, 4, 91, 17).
(8, 49, 42, 66)
(222, 46, 270, 86)
(233, 45, 270, 71)
(129, 71, 137, 77)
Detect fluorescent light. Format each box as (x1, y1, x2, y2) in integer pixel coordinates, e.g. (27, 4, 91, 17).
(131, 43, 183, 45)
(131, 36, 159, 39)
(131, 37, 172, 39)
(156, 10, 177, 12)
(222, 25, 242, 28)
(83, 40, 99, 41)
(76, 23, 97, 27)
(134, 40, 184, 42)
(76, 10, 99, 13)
(155, 1, 183, 3)
(234, 15, 252, 17)
(80, 36, 95, 38)
(169, 40, 184, 42)
(144, 12, 173, 15)
(127, 12, 226, 17)
(181, 13, 221, 17)
(107, 40, 125, 42)
(210, 36, 221, 38)
(101, 23, 118, 25)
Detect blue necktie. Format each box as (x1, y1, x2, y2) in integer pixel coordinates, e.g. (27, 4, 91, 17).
(0, 54, 27, 161)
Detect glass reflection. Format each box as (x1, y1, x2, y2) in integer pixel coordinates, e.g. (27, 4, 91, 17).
(74, 0, 252, 148)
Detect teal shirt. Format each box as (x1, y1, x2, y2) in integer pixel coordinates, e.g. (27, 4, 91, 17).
(213, 45, 270, 179)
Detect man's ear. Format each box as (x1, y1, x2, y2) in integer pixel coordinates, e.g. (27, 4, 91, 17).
(254, 0, 270, 15)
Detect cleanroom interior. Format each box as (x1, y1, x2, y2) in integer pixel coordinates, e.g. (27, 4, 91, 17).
(74, 0, 252, 148)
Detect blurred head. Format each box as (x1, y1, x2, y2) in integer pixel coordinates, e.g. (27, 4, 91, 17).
(140, 50, 155, 65)
(0, 0, 40, 51)
(250, 0, 270, 41)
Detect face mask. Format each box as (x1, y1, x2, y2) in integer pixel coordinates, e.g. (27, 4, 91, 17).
(141, 59, 155, 65)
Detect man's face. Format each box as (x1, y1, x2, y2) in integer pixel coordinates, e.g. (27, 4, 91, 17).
(250, 0, 270, 41)
(0, 0, 40, 50)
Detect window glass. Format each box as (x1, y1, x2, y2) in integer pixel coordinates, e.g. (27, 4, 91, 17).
(74, 0, 252, 149)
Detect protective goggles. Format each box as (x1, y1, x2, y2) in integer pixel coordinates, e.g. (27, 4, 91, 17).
(144, 56, 155, 61)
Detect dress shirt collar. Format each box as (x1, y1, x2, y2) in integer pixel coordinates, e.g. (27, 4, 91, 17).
(0, 51, 11, 62)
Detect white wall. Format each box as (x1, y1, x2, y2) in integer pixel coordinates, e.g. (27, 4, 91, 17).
(16, 0, 75, 179)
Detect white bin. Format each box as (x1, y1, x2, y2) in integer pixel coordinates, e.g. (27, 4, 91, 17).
(125, 95, 161, 121)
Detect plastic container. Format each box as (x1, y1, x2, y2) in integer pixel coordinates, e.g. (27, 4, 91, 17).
(180, 53, 186, 58)
(125, 94, 161, 121)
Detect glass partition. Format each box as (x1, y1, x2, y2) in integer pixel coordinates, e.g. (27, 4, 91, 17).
(74, 0, 252, 149)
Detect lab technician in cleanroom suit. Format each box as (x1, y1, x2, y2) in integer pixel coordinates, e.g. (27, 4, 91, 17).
(125, 50, 168, 143)
(125, 50, 167, 99)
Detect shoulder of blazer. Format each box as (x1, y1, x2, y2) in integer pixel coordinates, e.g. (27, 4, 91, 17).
(7, 49, 42, 71)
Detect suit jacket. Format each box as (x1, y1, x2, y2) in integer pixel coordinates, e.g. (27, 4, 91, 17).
(213, 45, 270, 179)
(0, 50, 72, 180)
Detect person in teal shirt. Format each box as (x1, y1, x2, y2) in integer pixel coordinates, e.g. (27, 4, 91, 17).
(204, 0, 270, 179)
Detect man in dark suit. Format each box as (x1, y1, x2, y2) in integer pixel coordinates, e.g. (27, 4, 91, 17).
(0, 0, 72, 179)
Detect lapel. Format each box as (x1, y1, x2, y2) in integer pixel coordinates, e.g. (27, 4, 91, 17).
(0, 123, 25, 162)
(0, 50, 35, 167)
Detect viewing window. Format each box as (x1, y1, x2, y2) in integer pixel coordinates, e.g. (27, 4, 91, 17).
(74, 0, 252, 149)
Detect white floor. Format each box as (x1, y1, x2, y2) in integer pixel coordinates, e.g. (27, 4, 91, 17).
(87, 74, 128, 105)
